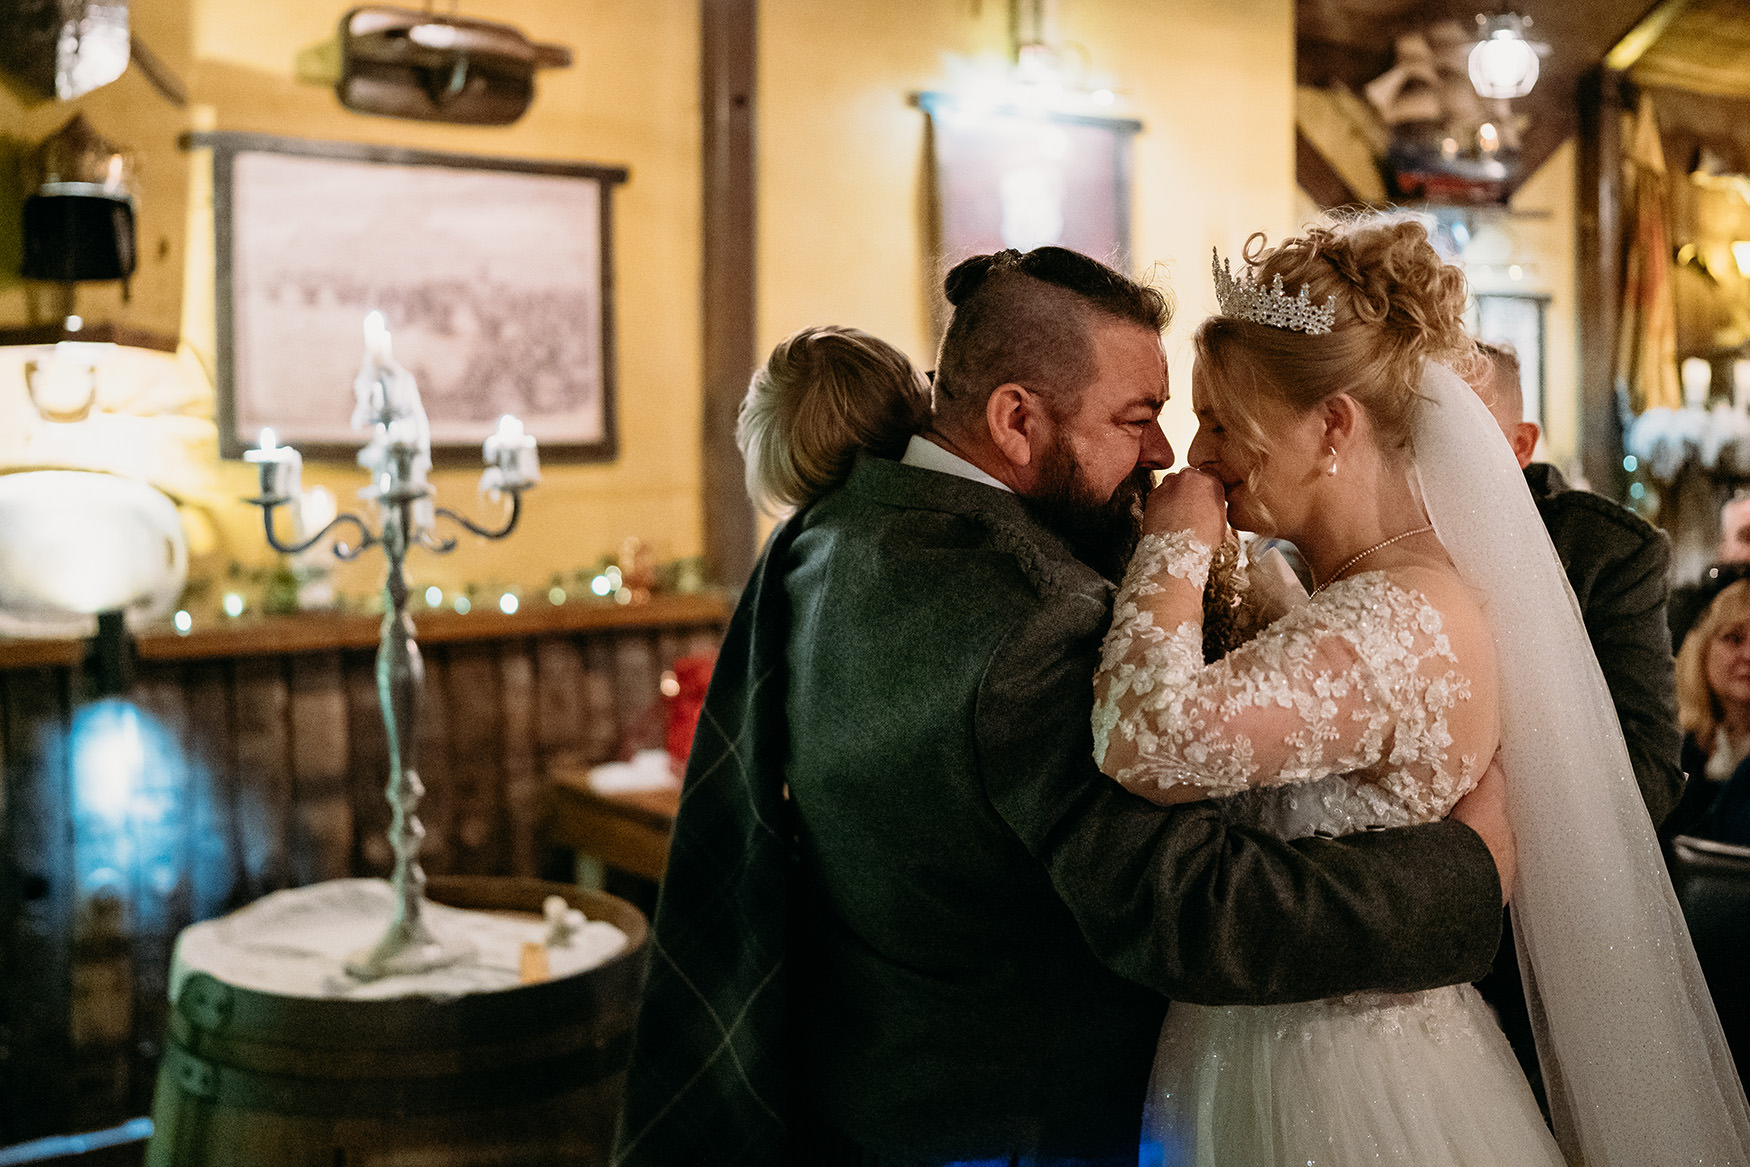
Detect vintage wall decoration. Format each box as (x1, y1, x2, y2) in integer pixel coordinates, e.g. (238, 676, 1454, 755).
(191, 132, 626, 463)
(915, 91, 1140, 274)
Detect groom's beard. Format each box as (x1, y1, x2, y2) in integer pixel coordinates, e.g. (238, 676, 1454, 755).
(1021, 437, 1152, 580)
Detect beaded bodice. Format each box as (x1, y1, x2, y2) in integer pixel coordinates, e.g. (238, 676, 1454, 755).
(1093, 531, 1486, 832)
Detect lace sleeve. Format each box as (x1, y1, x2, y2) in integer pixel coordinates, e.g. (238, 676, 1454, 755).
(1093, 536, 1474, 806)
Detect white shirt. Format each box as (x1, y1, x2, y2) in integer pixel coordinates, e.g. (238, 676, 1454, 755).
(900, 434, 1012, 493)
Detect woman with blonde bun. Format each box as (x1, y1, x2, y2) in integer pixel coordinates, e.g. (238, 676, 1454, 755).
(1094, 214, 1750, 1164)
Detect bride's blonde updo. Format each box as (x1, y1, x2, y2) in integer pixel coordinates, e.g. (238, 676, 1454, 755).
(1195, 213, 1478, 472)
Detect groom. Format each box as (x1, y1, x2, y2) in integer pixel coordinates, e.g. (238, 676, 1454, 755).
(614, 247, 1513, 1167)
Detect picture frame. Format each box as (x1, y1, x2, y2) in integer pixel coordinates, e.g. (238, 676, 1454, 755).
(194, 132, 627, 463)
(914, 92, 1140, 275)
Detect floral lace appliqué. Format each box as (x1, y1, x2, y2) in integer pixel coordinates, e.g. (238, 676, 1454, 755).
(1094, 566, 1477, 824)
(1091, 531, 1212, 769)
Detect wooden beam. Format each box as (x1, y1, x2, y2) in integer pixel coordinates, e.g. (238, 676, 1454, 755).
(1604, 0, 1696, 72)
(1295, 127, 1362, 211)
(1576, 66, 1627, 497)
(700, 0, 758, 588)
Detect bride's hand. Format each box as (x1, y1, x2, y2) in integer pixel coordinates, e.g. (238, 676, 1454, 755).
(1143, 468, 1228, 549)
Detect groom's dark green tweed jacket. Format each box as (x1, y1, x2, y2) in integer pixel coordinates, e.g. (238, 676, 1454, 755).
(616, 455, 1504, 1166)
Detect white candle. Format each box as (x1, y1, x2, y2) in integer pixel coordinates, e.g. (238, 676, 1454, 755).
(245, 427, 302, 500)
(484, 414, 540, 491)
(364, 311, 393, 366)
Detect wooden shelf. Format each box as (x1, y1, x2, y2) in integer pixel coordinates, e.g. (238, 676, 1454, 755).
(0, 590, 733, 669)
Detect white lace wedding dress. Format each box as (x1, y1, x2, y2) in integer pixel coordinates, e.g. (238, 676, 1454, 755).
(1093, 531, 1564, 1167)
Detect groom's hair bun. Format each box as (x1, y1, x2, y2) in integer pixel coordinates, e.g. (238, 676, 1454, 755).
(942, 250, 1021, 306)
(933, 247, 1170, 429)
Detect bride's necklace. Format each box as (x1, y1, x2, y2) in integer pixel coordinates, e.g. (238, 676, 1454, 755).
(1309, 525, 1435, 598)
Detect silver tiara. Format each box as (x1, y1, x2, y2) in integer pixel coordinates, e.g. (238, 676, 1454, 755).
(1211, 248, 1336, 336)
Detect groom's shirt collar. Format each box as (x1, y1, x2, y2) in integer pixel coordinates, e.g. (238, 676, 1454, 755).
(901, 434, 1012, 493)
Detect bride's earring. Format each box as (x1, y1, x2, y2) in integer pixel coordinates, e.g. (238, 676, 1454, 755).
(1326, 445, 1338, 477)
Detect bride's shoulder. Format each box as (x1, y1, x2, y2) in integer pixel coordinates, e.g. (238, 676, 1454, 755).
(1375, 564, 1497, 658)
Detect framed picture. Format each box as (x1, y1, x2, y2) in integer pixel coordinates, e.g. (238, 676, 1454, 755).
(915, 92, 1140, 274)
(1469, 292, 1549, 428)
(195, 132, 627, 462)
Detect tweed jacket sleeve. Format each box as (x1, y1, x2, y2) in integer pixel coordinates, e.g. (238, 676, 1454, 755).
(1529, 464, 1685, 826)
(973, 571, 1505, 1007)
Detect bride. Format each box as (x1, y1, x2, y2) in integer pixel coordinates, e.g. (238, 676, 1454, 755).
(1093, 214, 1750, 1165)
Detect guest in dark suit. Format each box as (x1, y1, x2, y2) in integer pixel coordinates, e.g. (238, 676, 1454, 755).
(614, 249, 1513, 1167)
(1471, 340, 1684, 822)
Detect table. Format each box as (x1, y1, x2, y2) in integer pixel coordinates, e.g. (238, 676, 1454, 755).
(546, 759, 681, 884)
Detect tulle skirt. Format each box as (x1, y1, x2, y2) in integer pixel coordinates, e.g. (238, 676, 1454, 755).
(1142, 984, 1565, 1167)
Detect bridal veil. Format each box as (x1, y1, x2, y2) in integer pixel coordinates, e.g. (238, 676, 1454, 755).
(1413, 361, 1750, 1163)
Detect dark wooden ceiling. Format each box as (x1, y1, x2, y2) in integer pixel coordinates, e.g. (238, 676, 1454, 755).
(1296, 0, 1668, 195)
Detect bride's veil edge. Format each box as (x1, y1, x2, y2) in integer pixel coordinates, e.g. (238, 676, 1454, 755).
(1412, 360, 1750, 1164)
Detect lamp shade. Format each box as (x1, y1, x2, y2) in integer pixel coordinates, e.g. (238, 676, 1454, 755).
(1468, 21, 1541, 100)
(0, 471, 186, 637)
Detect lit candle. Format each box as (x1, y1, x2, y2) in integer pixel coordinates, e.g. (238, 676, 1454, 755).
(364, 311, 393, 366)
(245, 427, 302, 501)
(483, 414, 540, 492)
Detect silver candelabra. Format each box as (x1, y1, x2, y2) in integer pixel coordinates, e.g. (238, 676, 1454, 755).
(243, 312, 540, 980)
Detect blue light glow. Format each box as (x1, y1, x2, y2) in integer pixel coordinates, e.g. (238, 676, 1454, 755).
(71, 700, 146, 822)
(1622, 455, 1638, 473)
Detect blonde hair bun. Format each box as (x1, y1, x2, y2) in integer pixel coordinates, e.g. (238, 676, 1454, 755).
(736, 325, 928, 515)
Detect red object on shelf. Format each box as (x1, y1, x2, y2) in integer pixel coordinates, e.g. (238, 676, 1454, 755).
(664, 654, 715, 769)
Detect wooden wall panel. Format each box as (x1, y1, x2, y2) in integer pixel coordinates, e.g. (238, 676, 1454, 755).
(2, 667, 76, 1141)
(499, 642, 539, 877)
(445, 644, 506, 874)
(345, 652, 392, 875)
(230, 658, 291, 897)
(289, 652, 352, 885)
(125, 671, 196, 1112)
(534, 638, 587, 756)
(181, 663, 241, 920)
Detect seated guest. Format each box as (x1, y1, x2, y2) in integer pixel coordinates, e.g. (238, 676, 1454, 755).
(1668, 495, 1750, 650)
(1672, 580, 1750, 842)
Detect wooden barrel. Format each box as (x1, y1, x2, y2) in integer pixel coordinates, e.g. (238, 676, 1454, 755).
(144, 876, 648, 1167)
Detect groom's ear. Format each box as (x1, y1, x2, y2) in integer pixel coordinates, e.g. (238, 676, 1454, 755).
(986, 383, 1042, 471)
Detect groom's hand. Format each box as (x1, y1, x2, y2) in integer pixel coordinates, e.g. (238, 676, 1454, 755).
(1450, 755, 1516, 904)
